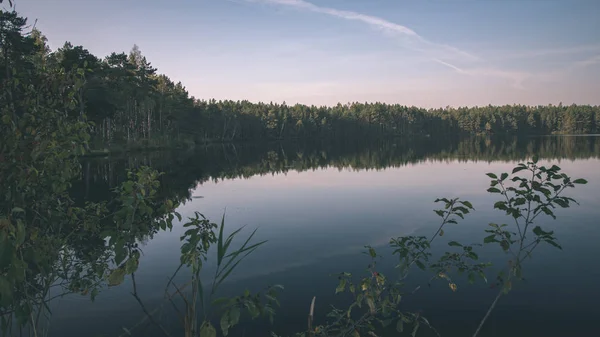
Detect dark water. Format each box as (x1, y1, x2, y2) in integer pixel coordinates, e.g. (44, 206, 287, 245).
(52, 136, 599, 337)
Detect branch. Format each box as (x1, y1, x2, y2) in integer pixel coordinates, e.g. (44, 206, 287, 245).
(472, 288, 503, 337)
(498, 180, 523, 240)
(429, 199, 455, 245)
(130, 273, 173, 337)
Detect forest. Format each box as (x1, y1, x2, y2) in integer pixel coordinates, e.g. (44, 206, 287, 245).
(1, 9, 598, 153)
(1, 7, 595, 337)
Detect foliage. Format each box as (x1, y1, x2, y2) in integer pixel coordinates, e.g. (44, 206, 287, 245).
(0, 6, 592, 337)
(4, 7, 599, 153)
(268, 160, 585, 337)
(469, 157, 587, 336)
(1, 9, 97, 334)
(0, 9, 183, 335)
(118, 212, 282, 337)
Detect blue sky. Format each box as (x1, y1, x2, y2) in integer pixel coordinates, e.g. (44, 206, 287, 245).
(14, 0, 600, 107)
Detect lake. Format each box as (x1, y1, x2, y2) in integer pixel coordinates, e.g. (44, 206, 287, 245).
(50, 135, 600, 337)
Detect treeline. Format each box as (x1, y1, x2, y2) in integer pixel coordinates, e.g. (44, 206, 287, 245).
(5, 10, 599, 152)
(1, 9, 184, 333)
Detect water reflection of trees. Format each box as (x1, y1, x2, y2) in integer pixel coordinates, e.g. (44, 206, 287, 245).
(77, 135, 600, 205)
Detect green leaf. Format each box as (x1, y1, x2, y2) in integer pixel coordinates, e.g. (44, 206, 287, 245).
(514, 198, 526, 206)
(573, 178, 588, 184)
(454, 206, 470, 214)
(91, 289, 99, 302)
(544, 239, 562, 250)
(512, 166, 527, 174)
(483, 235, 496, 244)
(114, 239, 126, 265)
(368, 246, 376, 258)
(415, 260, 426, 270)
(336, 279, 347, 294)
(216, 243, 263, 289)
(107, 268, 126, 286)
(500, 173, 508, 181)
(468, 272, 475, 284)
(220, 311, 231, 336)
(493, 201, 505, 209)
(11, 207, 24, 214)
(541, 207, 555, 219)
(487, 187, 501, 193)
(448, 241, 462, 247)
(246, 300, 260, 318)
(554, 199, 569, 208)
(200, 322, 217, 337)
(366, 296, 376, 314)
(460, 201, 474, 209)
(532, 226, 547, 236)
(479, 271, 488, 283)
(216, 227, 266, 288)
(217, 214, 225, 266)
(15, 221, 26, 246)
(396, 319, 404, 333)
(439, 229, 444, 237)
(486, 173, 498, 179)
(381, 318, 393, 328)
(229, 306, 240, 326)
(412, 322, 420, 337)
(124, 257, 138, 274)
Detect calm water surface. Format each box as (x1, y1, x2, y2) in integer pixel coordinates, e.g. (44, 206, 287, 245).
(51, 136, 600, 337)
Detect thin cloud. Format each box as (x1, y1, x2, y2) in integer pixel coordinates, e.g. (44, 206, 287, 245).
(537, 54, 600, 83)
(259, 0, 417, 35)
(465, 68, 531, 90)
(432, 59, 532, 89)
(432, 58, 465, 73)
(252, 0, 479, 63)
(491, 44, 600, 60)
(245, 0, 598, 91)
(571, 54, 600, 69)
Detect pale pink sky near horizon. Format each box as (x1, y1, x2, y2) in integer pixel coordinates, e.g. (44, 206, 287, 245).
(14, 0, 600, 108)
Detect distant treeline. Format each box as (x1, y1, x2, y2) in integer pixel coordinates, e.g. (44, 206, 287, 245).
(18, 18, 600, 149)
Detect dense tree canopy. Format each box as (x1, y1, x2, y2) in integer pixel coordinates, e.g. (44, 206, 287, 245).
(2, 10, 596, 151)
(0, 10, 179, 332)
(1, 8, 596, 337)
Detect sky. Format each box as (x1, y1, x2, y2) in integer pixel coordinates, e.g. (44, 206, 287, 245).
(11, 0, 600, 108)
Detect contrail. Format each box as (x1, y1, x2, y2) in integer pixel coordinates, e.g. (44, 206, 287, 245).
(432, 58, 465, 73)
(252, 0, 480, 62)
(246, 0, 600, 90)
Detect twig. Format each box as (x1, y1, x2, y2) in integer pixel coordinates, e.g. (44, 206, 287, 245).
(472, 288, 503, 337)
(130, 273, 173, 337)
(169, 281, 190, 320)
(29, 309, 38, 337)
(498, 180, 523, 239)
(118, 285, 183, 337)
(429, 199, 455, 245)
